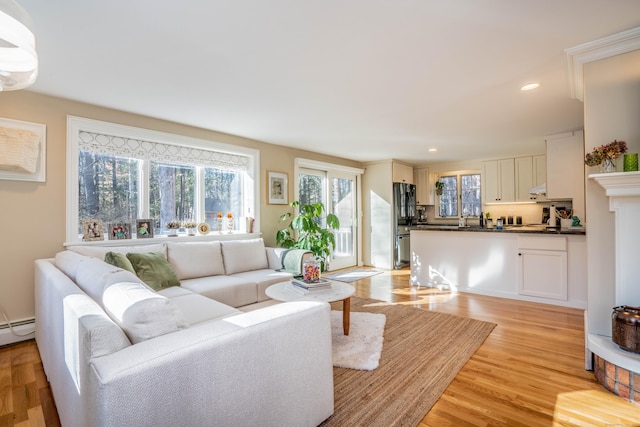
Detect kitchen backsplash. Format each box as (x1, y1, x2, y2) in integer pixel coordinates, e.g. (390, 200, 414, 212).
(421, 201, 574, 226)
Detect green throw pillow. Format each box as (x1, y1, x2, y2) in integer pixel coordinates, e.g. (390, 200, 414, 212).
(126, 252, 180, 291)
(104, 251, 136, 274)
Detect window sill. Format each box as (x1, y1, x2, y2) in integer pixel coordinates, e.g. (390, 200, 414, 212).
(64, 232, 262, 248)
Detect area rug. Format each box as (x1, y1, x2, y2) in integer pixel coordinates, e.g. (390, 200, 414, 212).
(323, 268, 383, 283)
(321, 297, 496, 427)
(331, 310, 386, 371)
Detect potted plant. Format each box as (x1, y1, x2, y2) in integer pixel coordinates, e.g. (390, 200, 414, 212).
(182, 219, 197, 236)
(584, 139, 627, 172)
(276, 201, 340, 271)
(166, 220, 181, 236)
(435, 181, 444, 196)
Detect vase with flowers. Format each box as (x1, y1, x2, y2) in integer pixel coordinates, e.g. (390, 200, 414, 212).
(226, 212, 234, 233)
(166, 220, 181, 237)
(216, 213, 223, 233)
(585, 140, 627, 173)
(183, 219, 197, 236)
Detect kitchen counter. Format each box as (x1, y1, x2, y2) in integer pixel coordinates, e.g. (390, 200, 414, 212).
(412, 224, 585, 235)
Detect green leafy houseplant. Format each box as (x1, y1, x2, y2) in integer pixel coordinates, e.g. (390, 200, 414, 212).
(435, 181, 444, 196)
(276, 201, 340, 271)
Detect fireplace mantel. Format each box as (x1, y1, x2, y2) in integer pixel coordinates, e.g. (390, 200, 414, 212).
(588, 170, 640, 379)
(591, 171, 640, 197)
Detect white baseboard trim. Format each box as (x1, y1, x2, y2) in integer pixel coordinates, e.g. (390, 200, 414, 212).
(0, 319, 36, 347)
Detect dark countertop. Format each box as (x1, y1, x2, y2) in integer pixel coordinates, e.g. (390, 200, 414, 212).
(411, 224, 586, 235)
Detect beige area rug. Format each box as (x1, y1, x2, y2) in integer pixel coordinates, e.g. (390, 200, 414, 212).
(331, 310, 386, 371)
(321, 297, 496, 427)
(322, 268, 383, 283)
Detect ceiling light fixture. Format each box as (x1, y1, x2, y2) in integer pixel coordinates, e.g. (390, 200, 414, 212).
(0, 0, 38, 91)
(521, 83, 540, 91)
(428, 148, 438, 152)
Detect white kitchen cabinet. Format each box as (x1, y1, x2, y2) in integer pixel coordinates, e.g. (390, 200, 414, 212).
(517, 236, 567, 300)
(546, 130, 585, 219)
(515, 155, 546, 202)
(414, 167, 435, 205)
(392, 162, 414, 184)
(482, 158, 515, 203)
(532, 154, 547, 201)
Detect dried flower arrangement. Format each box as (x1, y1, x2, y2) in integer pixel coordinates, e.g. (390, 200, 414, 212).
(166, 220, 181, 229)
(182, 220, 197, 229)
(584, 140, 627, 167)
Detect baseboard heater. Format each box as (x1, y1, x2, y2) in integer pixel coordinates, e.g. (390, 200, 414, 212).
(0, 318, 35, 347)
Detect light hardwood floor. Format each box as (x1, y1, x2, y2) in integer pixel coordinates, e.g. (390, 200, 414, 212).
(2, 268, 640, 426)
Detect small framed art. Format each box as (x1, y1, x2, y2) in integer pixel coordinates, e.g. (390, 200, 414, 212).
(82, 219, 104, 241)
(108, 222, 132, 240)
(136, 219, 154, 238)
(267, 171, 288, 205)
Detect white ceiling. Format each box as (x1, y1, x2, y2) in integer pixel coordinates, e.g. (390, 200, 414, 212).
(18, 0, 640, 164)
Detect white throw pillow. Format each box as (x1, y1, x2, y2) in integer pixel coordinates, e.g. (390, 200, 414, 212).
(102, 282, 189, 344)
(167, 241, 225, 280)
(220, 238, 268, 275)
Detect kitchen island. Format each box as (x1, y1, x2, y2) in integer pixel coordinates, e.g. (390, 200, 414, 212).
(410, 226, 586, 308)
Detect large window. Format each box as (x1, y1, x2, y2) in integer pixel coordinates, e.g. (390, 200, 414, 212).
(68, 116, 258, 241)
(438, 172, 481, 218)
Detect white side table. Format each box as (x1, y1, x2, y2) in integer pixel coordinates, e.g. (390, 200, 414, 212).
(266, 281, 355, 335)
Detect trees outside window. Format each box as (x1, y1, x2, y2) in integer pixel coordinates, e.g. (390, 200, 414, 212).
(438, 173, 481, 218)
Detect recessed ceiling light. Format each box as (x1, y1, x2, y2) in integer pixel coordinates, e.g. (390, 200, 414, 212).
(428, 148, 437, 152)
(521, 83, 540, 91)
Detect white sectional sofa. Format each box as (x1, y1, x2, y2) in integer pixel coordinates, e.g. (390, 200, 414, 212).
(35, 238, 333, 427)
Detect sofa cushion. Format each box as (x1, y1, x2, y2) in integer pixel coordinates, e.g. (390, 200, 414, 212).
(75, 258, 142, 303)
(166, 241, 225, 280)
(220, 238, 268, 275)
(180, 275, 258, 308)
(104, 252, 136, 274)
(169, 293, 241, 325)
(126, 252, 180, 291)
(69, 243, 167, 260)
(102, 281, 189, 344)
(231, 269, 294, 302)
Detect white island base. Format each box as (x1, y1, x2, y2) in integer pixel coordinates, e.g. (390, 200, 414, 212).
(410, 229, 587, 309)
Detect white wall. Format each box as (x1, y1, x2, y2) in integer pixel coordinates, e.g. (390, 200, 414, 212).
(584, 50, 640, 335)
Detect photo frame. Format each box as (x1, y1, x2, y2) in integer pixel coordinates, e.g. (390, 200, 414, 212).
(82, 219, 104, 241)
(108, 222, 132, 240)
(267, 171, 288, 205)
(0, 117, 46, 182)
(135, 219, 154, 238)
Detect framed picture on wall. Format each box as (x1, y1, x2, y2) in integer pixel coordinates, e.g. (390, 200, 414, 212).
(82, 219, 104, 241)
(135, 219, 154, 238)
(108, 222, 131, 240)
(267, 171, 288, 205)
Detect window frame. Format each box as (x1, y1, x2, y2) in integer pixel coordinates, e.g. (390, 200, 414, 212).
(66, 116, 260, 243)
(436, 170, 482, 218)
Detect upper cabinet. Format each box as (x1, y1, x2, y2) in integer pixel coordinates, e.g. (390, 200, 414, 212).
(482, 158, 515, 203)
(515, 155, 546, 202)
(546, 130, 585, 220)
(414, 167, 436, 205)
(392, 162, 414, 184)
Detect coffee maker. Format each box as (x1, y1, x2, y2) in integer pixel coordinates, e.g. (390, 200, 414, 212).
(416, 206, 427, 224)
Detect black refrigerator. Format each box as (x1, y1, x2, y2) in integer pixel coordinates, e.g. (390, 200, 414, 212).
(393, 182, 416, 269)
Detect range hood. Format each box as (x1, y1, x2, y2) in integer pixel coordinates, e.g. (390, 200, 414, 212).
(528, 183, 546, 195)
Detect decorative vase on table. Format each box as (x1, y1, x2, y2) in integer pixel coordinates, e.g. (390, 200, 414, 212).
(217, 217, 223, 234)
(227, 217, 234, 233)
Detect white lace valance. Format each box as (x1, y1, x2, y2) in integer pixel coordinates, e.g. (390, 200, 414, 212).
(78, 131, 249, 171)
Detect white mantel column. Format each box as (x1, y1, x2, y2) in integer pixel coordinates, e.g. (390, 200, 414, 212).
(591, 171, 640, 306)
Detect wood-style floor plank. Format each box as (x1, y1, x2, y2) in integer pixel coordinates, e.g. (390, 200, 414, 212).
(1, 268, 639, 426)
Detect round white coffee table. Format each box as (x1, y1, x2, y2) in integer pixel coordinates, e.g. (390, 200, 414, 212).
(266, 281, 355, 335)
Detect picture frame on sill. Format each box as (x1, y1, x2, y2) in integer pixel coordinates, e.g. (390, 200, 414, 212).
(82, 219, 104, 241)
(108, 222, 131, 240)
(267, 171, 288, 205)
(135, 219, 154, 238)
